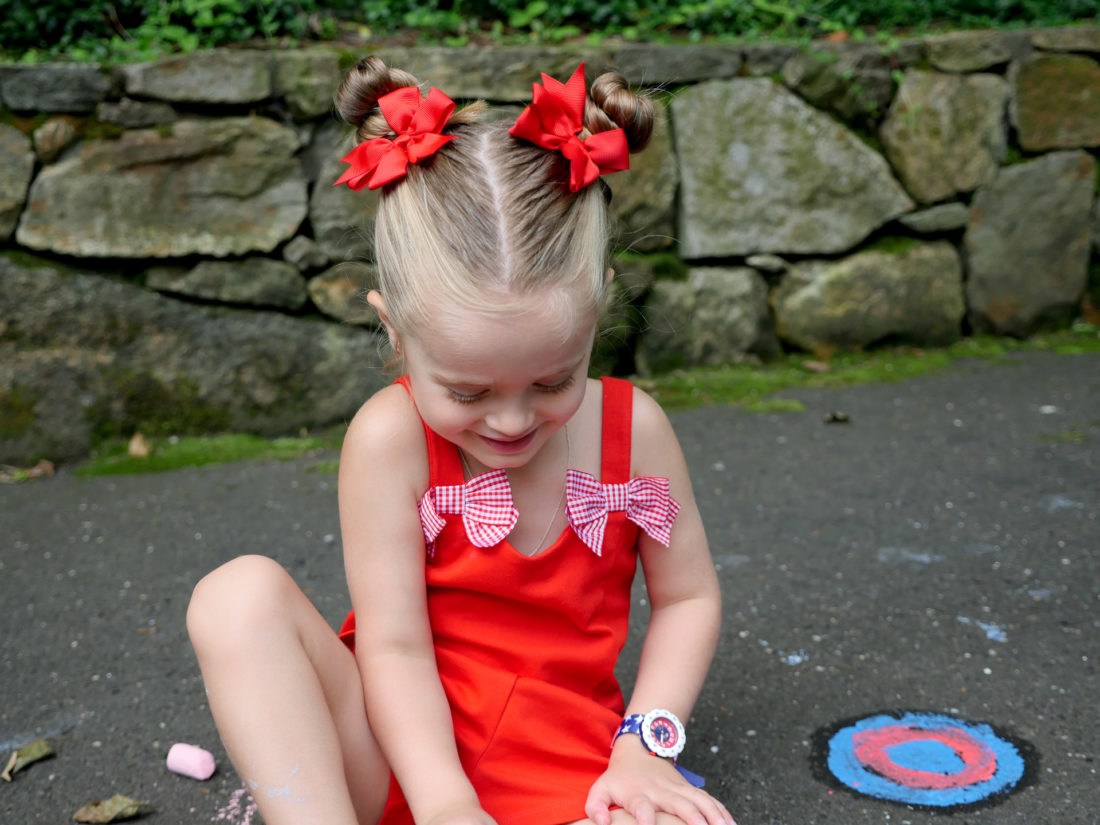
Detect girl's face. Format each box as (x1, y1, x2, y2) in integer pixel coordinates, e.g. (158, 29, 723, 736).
(400, 295, 596, 471)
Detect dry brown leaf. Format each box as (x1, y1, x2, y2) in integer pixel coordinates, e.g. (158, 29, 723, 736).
(1, 738, 55, 781)
(0, 459, 55, 484)
(73, 794, 153, 823)
(801, 360, 830, 374)
(127, 433, 152, 458)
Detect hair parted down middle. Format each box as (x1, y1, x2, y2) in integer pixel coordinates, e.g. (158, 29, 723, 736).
(334, 55, 655, 338)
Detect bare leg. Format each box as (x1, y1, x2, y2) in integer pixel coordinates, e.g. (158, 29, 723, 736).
(188, 555, 389, 825)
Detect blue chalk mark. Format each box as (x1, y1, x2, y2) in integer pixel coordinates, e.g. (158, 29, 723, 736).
(886, 740, 965, 774)
(957, 615, 1007, 642)
(1041, 494, 1080, 512)
(826, 711, 1027, 808)
(781, 650, 809, 666)
(877, 547, 942, 564)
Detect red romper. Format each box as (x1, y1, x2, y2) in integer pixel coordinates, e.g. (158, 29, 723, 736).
(340, 377, 678, 825)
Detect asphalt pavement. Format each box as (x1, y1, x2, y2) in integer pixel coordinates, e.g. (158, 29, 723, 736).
(2, 350, 1097, 825)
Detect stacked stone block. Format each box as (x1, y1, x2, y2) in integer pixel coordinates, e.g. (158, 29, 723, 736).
(1, 29, 1098, 462)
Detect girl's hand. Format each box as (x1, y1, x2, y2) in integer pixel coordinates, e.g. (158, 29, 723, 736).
(584, 742, 736, 825)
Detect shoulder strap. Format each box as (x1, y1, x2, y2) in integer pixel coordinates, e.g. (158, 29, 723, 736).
(395, 376, 464, 486)
(599, 376, 633, 484)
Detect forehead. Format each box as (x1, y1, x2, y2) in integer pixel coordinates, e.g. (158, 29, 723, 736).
(410, 299, 596, 383)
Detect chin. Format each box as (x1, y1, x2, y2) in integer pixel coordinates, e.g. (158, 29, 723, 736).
(471, 448, 537, 471)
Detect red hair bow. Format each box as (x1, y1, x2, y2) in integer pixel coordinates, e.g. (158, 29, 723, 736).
(509, 63, 629, 192)
(334, 86, 457, 190)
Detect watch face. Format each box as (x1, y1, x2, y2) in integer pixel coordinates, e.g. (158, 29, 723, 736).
(642, 709, 685, 758)
(649, 717, 680, 748)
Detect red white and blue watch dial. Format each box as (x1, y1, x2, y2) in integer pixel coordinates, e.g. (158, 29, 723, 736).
(616, 709, 686, 759)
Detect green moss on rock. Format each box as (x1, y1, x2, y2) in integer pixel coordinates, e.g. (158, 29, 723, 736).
(78, 118, 127, 140)
(337, 50, 363, 72)
(617, 251, 688, 282)
(0, 109, 47, 136)
(85, 369, 230, 443)
(0, 386, 37, 438)
(1, 248, 66, 271)
(865, 236, 921, 255)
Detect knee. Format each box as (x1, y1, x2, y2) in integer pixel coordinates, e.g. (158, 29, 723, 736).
(186, 554, 293, 654)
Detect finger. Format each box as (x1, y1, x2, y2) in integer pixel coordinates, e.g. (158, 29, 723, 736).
(630, 798, 657, 825)
(716, 798, 737, 825)
(684, 789, 734, 825)
(656, 787, 726, 825)
(583, 786, 613, 825)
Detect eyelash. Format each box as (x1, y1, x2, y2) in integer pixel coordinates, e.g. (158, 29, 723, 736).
(446, 376, 575, 405)
(447, 390, 484, 405)
(538, 375, 576, 394)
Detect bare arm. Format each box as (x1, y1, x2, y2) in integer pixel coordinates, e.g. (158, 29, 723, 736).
(339, 387, 494, 825)
(585, 388, 731, 825)
(625, 387, 721, 723)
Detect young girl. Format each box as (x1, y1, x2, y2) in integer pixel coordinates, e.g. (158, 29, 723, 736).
(187, 56, 733, 825)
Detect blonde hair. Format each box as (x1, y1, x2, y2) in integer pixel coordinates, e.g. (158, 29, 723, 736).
(334, 55, 654, 339)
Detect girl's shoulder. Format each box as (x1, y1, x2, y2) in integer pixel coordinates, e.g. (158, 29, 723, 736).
(339, 382, 429, 495)
(626, 383, 683, 479)
(580, 378, 674, 477)
(629, 387, 668, 435)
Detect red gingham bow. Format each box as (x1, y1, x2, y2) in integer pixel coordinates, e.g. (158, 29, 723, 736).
(334, 86, 457, 191)
(418, 470, 519, 552)
(508, 63, 629, 192)
(565, 470, 680, 556)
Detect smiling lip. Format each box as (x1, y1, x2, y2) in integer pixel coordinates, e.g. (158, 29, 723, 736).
(478, 430, 537, 454)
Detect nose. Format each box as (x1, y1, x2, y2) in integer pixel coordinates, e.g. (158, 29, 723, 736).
(485, 396, 535, 437)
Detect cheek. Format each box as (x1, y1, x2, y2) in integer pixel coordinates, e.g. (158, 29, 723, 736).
(416, 396, 476, 435)
(542, 386, 586, 422)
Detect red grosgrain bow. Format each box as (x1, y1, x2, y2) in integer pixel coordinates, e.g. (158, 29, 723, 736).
(508, 63, 629, 192)
(334, 86, 457, 190)
(418, 470, 519, 553)
(565, 470, 680, 556)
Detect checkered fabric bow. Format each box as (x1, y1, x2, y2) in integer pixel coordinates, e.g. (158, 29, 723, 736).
(418, 470, 519, 552)
(565, 470, 680, 556)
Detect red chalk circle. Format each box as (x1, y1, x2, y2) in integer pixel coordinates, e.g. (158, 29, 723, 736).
(852, 724, 996, 790)
(815, 710, 1034, 809)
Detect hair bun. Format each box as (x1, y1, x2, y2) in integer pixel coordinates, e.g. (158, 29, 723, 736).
(585, 72, 654, 153)
(334, 56, 422, 141)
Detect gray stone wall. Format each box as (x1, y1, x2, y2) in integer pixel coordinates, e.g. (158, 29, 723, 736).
(2, 28, 1099, 463)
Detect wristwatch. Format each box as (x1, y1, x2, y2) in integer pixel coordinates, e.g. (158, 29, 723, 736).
(614, 708, 686, 760)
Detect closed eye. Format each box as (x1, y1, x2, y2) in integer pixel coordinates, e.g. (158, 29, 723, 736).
(535, 375, 575, 394)
(447, 388, 487, 404)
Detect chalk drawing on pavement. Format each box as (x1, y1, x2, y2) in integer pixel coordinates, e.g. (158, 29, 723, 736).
(956, 615, 1008, 642)
(812, 710, 1037, 811)
(213, 786, 259, 825)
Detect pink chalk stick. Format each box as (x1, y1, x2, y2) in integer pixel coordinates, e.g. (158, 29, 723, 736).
(166, 743, 216, 780)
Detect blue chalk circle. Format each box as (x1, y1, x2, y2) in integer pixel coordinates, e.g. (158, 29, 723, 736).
(888, 739, 965, 774)
(823, 711, 1030, 809)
